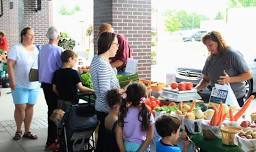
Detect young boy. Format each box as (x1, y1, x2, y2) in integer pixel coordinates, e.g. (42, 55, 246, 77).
(52, 50, 94, 110)
(155, 115, 189, 152)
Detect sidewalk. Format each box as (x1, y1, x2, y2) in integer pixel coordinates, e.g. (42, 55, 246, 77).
(0, 88, 48, 152)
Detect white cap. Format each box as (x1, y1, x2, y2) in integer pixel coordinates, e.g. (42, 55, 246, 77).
(46, 26, 59, 40)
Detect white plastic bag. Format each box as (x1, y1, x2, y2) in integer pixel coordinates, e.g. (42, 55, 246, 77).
(209, 83, 239, 107)
(125, 58, 138, 74)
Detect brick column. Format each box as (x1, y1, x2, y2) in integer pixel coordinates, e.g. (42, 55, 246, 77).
(94, 0, 152, 79)
(0, 0, 52, 47)
(0, 0, 20, 47)
(23, 0, 52, 45)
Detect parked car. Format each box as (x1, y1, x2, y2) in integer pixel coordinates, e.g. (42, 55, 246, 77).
(191, 30, 207, 41)
(181, 30, 207, 42)
(176, 55, 256, 101)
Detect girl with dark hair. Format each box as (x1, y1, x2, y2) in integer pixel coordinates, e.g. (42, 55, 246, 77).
(116, 82, 154, 152)
(196, 31, 252, 106)
(102, 89, 121, 152)
(7, 27, 40, 140)
(90, 32, 121, 152)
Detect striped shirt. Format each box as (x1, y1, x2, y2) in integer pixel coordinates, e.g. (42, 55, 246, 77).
(90, 55, 120, 112)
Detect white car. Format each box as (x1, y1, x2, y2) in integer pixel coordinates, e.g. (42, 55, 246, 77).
(176, 55, 256, 101)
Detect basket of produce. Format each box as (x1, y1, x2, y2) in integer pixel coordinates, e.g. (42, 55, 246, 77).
(234, 128, 256, 151)
(201, 103, 227, 139)
(184, 118, 203, 134)
(202, 120, 221, 139)
(221, 126, 241, 146)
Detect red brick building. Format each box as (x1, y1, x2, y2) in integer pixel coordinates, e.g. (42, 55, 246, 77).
(0, 0, 151, 79)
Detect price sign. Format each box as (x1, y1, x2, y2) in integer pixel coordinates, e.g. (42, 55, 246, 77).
(209, 86, 228, 103)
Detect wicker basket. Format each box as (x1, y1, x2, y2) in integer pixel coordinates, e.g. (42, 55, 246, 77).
(251, 113, 256, 122)
(221, 126, 241, 146)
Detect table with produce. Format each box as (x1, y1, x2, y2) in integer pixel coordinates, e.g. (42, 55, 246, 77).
(80, 71, 256, 151)
(79, 72, 139, 103)
(139, 80, 256, 152)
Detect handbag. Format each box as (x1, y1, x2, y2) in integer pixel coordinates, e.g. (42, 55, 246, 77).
(28, 57, 39, 82)
(29, 68, 39, 81)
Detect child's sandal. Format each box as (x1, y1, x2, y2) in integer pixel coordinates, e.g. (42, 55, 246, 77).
(13, 131, 22, 140)
(23, 131, 38, 140)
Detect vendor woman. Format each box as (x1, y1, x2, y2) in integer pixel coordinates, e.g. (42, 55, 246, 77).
(195, 31, 252, 107)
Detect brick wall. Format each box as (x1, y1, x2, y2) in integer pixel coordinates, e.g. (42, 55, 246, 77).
(0, 0, 20, 47)
(94, 0, 152, 79)
(0, 0, 52, 48)
(23, 0, 51, 45)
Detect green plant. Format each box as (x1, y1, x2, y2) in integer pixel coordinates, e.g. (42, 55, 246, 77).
(58, 32, 76, 50)
(151, 50, 157, 65)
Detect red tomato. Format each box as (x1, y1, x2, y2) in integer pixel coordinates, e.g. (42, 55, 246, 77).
(178, 82, 186, 91)
(185, 82, 193, 90)
(170, 82, 178, 89)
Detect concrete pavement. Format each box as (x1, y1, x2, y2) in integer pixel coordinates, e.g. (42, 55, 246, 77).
(0, 88, 48, 152)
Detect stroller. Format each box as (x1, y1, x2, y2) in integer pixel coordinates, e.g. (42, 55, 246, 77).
(58, 94, 98, 152)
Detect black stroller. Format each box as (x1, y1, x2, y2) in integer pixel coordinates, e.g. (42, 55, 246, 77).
(58, 94, 98, 152)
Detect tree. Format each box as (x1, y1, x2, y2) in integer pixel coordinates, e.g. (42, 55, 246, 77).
(58, 32, 76, 50)
(229, 0, 256, 7)
(164, 10, 181, 32)
(86, 25, 93, 50)
(59, 5, 81, 16)
(164, 10, 208, 32)
(215, 11, 225, 20)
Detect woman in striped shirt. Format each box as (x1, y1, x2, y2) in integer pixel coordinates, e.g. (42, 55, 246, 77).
(90, 32, 120, 152)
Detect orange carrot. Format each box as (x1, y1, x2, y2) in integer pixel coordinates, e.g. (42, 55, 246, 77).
(216, 103, 224, 126)
(210, 105, 219, 126)
(229, 108, 234, 121)
(219, 113, 227, 125)
(234, 95, 255, 121)
(188, 101, 196, 112)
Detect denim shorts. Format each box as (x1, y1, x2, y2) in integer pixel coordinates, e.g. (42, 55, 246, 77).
(12, 88, 40, 105)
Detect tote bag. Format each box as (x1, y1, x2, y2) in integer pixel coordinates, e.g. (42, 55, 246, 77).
(209, 83, 239, 107)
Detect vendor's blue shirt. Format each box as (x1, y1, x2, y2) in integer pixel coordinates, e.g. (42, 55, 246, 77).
(156, 140, 181, 152)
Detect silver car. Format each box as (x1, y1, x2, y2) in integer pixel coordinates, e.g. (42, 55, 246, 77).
(176, 56, 256, 101)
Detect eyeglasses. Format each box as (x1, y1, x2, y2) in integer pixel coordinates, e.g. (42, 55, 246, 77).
(112, 42, 119, 47)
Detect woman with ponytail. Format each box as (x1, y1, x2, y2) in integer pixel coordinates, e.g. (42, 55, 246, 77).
(116, 82, 154, 152)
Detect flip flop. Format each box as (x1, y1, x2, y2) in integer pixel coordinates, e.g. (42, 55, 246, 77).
(23, 131, 38, 140)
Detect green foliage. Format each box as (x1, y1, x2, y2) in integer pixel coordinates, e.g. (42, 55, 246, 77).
(229, 0, 256, 7)
(215, 11, 225, 20)
(59, 5, 81, 16)
(80, 73, 93, 89)
(86, 26, 93, 36)
(151, 50, 157, 65)
(117, 74, 139, 88)
(165, 10, 208, 32)
(58, 32, 76, 50)
(164, 10, 181, 32)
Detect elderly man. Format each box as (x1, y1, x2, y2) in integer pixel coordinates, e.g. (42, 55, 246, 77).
(38, 26, 63, 151)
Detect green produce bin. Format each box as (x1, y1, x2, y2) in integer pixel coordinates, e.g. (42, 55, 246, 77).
(117, 73, 139, 88)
